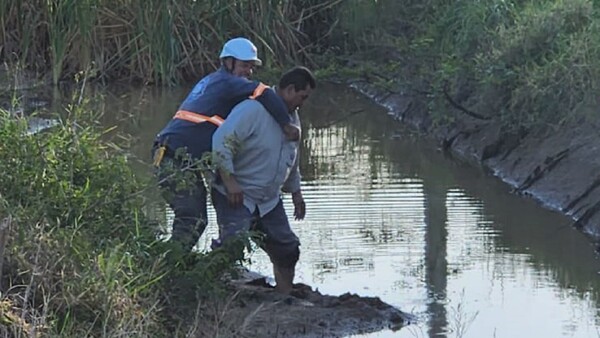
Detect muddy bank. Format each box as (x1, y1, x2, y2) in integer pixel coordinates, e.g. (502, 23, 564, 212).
(172, 270, 412, 338)
(230, 276, 409, 337)
(348, 79, 600, 247)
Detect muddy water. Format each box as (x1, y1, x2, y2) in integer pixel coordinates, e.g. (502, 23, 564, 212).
(92, 82, 600, 338)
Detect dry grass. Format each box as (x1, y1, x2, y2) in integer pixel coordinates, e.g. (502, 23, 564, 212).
(0, 0, 343, 85)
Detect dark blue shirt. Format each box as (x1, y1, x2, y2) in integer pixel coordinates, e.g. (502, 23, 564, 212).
(156, 67, 290, 159)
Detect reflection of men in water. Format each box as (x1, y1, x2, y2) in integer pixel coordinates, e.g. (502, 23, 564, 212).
(211, 66, 316, 294)
(151, 38, 299, 253)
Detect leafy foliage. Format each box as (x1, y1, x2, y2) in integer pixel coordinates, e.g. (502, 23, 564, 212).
(334, 0, 600, 131)
(0, 98, 252, 336)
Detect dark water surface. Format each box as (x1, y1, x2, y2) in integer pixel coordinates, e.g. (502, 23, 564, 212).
(91, 82, 600, 338)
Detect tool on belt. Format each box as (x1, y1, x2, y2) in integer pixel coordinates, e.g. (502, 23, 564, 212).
(152, 145, 166, 167)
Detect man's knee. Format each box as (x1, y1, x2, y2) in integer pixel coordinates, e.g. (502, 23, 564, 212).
(171, 216, 206, 247)
(169, 197, 207, 251)
(171, 190, 207, 219)
(173, 203, 206, 221)
(269, 243, 300, 268)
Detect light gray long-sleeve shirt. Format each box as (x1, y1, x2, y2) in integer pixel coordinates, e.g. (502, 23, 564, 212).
(212, 99, 301, 216)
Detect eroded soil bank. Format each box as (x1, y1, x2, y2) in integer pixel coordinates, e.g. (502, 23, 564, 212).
(172, 271, 412, 338)
(349, 79, 600, 248)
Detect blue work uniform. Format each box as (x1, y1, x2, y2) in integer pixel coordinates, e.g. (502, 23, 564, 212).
(152, 67, 291, 252)
(155, 67, 290, 159)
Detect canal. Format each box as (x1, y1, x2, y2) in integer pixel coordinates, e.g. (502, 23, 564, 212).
(90, 81, 600, 338)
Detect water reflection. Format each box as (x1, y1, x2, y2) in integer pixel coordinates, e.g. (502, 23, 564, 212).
(424, 176, 449, 337)
(80, 82, 600, 338)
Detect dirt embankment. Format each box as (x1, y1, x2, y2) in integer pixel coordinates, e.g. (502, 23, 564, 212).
(349, 79, 600, 248)
(174, 271, 412, 338)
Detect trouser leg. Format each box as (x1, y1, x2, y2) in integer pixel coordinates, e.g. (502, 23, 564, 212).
(255, 200, 300, 293)
(210, 189, 253, 260)
(255, 200, 300, 268)
(156, 156, 207, 252)
(167, 181, 207, 252)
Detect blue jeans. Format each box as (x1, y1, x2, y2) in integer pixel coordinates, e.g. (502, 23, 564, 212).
(211, 189, 300, 268)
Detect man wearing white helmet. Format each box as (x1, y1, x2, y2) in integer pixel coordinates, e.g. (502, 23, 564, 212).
(152, 37, 299, 253)
(219, 37, 263, 78)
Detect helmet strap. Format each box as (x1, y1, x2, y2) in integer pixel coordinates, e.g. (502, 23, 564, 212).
(230, 58, 237, 73)
(222, 57, 235, 73)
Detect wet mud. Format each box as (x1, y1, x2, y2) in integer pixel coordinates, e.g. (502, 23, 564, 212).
(215, 271, 412, 338)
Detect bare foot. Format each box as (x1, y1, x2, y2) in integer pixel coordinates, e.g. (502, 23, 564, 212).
(274, 284, 293, 295)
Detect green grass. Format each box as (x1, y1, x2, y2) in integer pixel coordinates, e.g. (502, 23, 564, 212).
(0, 90, 254, 336)
(334, 0, 600, 131)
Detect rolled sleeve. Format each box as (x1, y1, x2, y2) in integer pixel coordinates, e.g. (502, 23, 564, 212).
(282, 112, 301, 193)
(282, 146, 301, 193)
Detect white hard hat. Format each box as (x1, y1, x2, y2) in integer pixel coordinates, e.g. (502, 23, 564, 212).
(219, 37, 262, 66)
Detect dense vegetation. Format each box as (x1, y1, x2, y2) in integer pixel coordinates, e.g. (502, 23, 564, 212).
(0, 101, 164, 336)
(333, 0, 600, 130)
(0, 97, 254, 336)
(0, 0, 338, 85)
(2, 0, 598, 129)
(1, 0, 600, 336)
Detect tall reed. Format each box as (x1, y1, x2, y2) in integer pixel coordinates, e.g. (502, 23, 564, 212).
(0, 0, 343, 85)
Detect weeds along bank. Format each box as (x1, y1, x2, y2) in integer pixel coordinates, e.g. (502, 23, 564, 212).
(0, 101, 251, 336)
(0, 105, 162, 336)
(329, 0, 600, 131)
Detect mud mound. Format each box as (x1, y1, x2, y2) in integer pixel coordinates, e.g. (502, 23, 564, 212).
(225, 273, 412, 338)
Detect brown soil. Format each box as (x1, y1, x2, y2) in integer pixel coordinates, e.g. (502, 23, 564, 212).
(182, 270, 412, 338)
